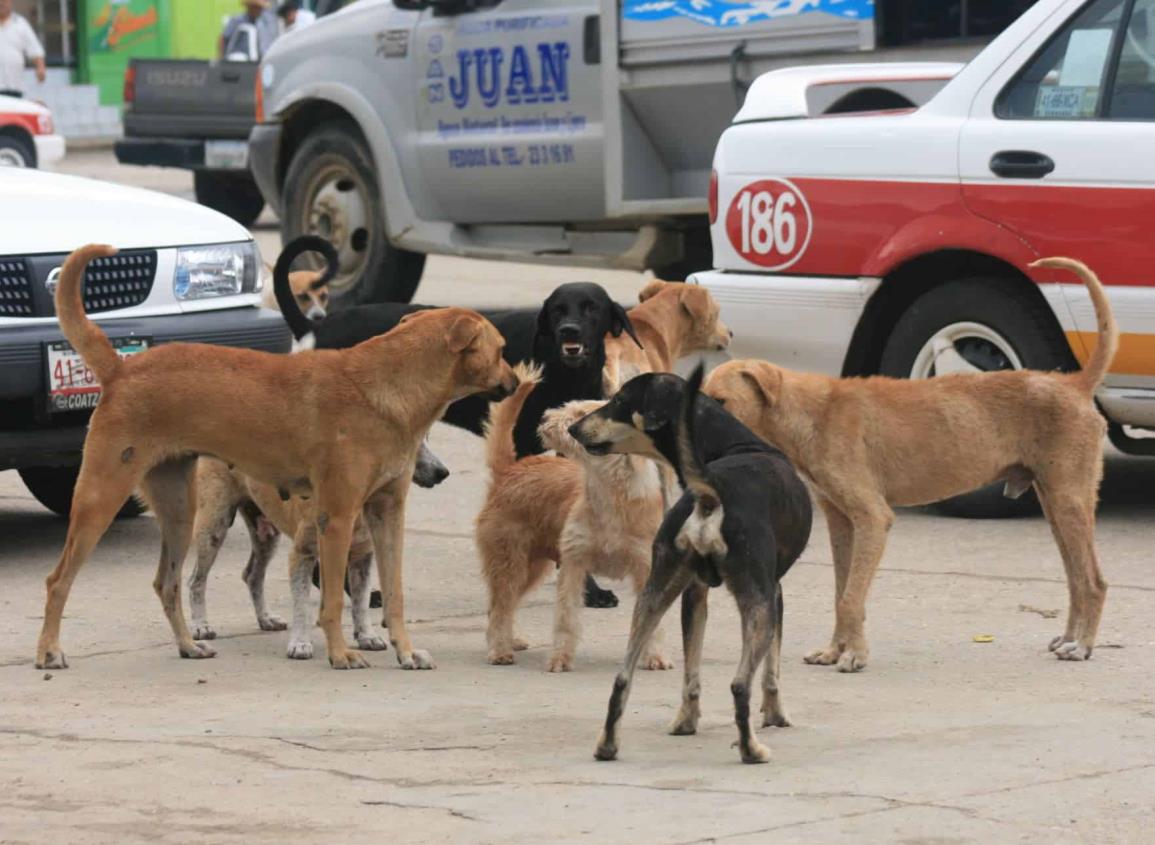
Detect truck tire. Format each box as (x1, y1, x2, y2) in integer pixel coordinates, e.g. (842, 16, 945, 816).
(19, 466, 146, 519)
(878, 277, 1071, 519)
(281, 120, 425, 307)
(0, 132, 35, 167)
(194, 170, 265, 227)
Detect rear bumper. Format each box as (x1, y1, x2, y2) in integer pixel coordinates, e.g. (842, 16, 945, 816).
(115, 137, 251, 172)
(248, 123, 283, 215)
(33, 134, 65, 168)
(0, 306, 291, 470)
(691, 269, 878, 376)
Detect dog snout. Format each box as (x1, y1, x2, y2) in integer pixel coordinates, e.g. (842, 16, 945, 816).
(433, 464, 450, 483)
(557, 323, 582, 342)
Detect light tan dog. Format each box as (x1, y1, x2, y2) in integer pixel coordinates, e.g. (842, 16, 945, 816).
(187, 458, 384, 661)
(36, 243, 518, 672)
(705, 258, 1116, 672)
(261, 262, 330, 321)
(476, 367, 668, 671)
(603, 280, 732, 392)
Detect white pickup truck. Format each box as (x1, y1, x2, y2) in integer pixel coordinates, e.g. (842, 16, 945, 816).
(250, 0, 909, 305)
(697, 0, 1155, 482)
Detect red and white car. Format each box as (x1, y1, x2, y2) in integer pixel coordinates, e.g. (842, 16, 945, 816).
(697, 0, 1155, 458)
(0, 94, 65, 168)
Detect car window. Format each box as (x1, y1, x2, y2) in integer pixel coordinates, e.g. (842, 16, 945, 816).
(998, 0, 1125, 119)
(1108, 0, 1155, 118)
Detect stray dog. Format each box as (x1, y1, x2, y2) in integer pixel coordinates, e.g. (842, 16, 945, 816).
(262, 260, 332, 323)
(275, 236, 641, 609)
(603, 279, 732, 391)
(36, 243, 518, 672)
(476, 366, 668, 670)
(569, 365, 812, 763)
(187, 443, 449, 650)
(704, 257, 1117, 671)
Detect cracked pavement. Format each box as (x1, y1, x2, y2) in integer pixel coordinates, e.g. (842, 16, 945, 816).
(2, 153, 1154, 844)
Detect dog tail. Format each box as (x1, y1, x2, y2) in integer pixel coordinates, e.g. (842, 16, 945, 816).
(55, 244, 122, 384)
(274, 235, 338, 342)
(1030, 257, 1119, 394)
(483, 362, 542, 474)
(674, 363, 727, 572)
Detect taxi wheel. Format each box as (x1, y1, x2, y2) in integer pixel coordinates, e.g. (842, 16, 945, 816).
(19, 466, 146, 519)
(0, 133, 35, 167)
(282, 120, 425, 308)
(879, 277, 1071, 519)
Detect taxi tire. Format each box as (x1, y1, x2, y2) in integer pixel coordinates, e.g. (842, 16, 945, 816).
(281, 121, 425, 307)
(879, 277, 1071, 519)
(194, 171, 265, 227)
(19, 466, 146, 519)
(0, 132, 35, 167)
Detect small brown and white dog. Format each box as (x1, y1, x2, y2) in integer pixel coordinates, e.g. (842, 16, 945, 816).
(704, 257, 1117, 673)
(262, 262, 330, 322)
(476, 366, 669, 671)
(603, 280, 732, 392)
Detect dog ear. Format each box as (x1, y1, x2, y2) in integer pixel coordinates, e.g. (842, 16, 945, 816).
(740, 361, 782, 408)
(610, 302, 644, 349)
(679, 286, 711, 324)
(638, 280, 667, 302)
(446, 314, 482, 354)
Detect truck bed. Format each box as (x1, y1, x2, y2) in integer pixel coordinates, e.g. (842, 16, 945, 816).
(123, 60, 257, 141)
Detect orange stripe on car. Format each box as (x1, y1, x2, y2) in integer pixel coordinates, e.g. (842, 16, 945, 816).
(1066, 332, 1155, 377)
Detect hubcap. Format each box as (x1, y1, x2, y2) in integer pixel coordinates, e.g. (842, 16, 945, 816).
(300, 161, 371, 293)
(0, 147, 28, 167)
(910, 322, 1022, 379)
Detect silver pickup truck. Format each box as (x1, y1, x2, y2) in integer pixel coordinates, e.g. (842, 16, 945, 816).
(250, 0, 915, 305)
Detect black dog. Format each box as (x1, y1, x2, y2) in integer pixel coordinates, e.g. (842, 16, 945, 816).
(569, 365, 812, 764)
(277, 236, 641, 608)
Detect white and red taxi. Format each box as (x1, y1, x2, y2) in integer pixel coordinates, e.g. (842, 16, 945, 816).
(0, 93, 65, 168)
(695, 0, 1155, 455)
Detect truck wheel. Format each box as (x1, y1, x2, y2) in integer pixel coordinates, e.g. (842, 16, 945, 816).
(282, 121, 425, 306)
(0, 132, 35, 167)
(19, 466, 145, 519)
(879, 277, 1071, 519)
(194, 171, 266, 227)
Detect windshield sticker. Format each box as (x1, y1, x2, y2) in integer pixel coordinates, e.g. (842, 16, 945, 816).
(623, 0, 873, 28)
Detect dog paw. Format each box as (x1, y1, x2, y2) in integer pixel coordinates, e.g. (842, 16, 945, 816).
(356, 633, 388, 651)
(803, 646, 841, 666)
(487, 650, 515, 665)
(762, 710, 793, 728)
(641, 653, 674, 671)
(35, 651, 68, 670)
(669, 709, 699, 736)
(546, 653, 573, 673)
(286, 640, 314, 660)
(258, 615, 287, 632)
(735, 738, 772, 765)
(179, 641, 217, 660)
(836, 649, 868, 673)
(594, 733, 619, 761)
(584, 586, 619, 609)
(191, 623, 217, 641)
(512, 636, 530, 651)
(399, 649, 436, 670)
(329, 649, 370, 670)
(1053, 640, 1092, 661)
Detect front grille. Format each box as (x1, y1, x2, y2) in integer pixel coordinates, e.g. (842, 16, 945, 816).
(82, 251, 156, 313)
(0, 259, 34, 317)
(0, 250, 157, 318)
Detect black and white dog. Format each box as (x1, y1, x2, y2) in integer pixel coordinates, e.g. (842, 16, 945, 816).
(276, 236, 643, 608)
(569, 365, 813, 764)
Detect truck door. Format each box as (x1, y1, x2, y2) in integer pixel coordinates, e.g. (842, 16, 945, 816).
(959, 0, 1155, 388)
(412, 0, 604, 223)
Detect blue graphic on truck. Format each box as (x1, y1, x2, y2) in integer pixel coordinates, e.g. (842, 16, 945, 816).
(447, 42, 570, 109)
(624, 0, 873, 28)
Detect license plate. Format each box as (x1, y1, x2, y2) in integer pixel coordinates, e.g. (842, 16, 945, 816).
(44, 338, 149, 414)
(205, 139, 249, 169)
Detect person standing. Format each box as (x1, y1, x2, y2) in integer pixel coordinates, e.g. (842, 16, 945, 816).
(219, 0, 279, 62)
(277, 2, 317, 35)
(0, 0, 46, 98)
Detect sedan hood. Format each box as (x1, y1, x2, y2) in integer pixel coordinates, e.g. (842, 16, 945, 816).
(0, 168, 252, 255)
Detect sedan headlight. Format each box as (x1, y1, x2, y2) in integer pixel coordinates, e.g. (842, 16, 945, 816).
(174, 242, 260, 300)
